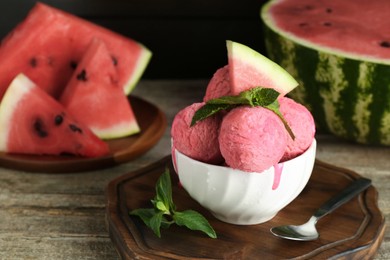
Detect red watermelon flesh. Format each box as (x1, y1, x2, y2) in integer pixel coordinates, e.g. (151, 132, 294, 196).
(0, 73, 110, 157)
(0, 2, 151, 99)
(264, 0, 390, 60)
(60, 38, 141, 139)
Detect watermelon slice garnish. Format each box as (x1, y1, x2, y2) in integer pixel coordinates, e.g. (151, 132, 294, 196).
(0, 74, 110, 157)
(226, 40, 298, 96)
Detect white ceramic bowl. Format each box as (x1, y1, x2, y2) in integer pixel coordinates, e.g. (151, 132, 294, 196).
(172, 139, 316, 225)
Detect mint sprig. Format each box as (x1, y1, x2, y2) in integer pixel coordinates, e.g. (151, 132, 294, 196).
(130, 168, 217, 239)
(191, 87, 295, 140)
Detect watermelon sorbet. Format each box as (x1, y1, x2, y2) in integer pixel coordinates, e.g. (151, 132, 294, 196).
(173, 79, 315, 172)
(171, 40, 316, 173)
(171, 97, 315, 173)
(219, 106, 288, 172)
(279, 97, 316, 161)
(171, 102, 223, 164)
(203, 65, 231, 102)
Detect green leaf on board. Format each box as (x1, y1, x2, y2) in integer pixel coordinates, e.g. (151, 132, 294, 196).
(174, 210, 217, 238)
(130, 169, 217, 239)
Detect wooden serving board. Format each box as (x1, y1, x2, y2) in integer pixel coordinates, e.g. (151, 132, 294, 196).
(105, 156, 386, 259)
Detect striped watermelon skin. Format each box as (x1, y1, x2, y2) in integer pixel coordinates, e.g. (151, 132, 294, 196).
(261, 6, 390, 145)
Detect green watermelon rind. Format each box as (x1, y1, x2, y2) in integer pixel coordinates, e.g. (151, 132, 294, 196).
(123, 45, 152, 95)
(0, 74, 32, 151)
(92, 121, 140, 140)
(261, 1, 390, 66)
(226, 40, 299, 95)
(261, 3, 390, 145)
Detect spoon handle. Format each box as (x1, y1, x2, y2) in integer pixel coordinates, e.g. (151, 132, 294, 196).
(313, 177, 371, 220)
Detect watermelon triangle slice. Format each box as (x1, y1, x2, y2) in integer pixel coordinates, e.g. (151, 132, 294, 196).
(60, 38, 141, 139)
(0, 74, 110, 157)
(226, 40, 298, 96)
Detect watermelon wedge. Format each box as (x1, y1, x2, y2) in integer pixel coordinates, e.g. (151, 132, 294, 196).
(60, 38, 140, 139)
(0, 74, 110, 157)
(0, 2, 151, 99)
(226, 40, 298, 96)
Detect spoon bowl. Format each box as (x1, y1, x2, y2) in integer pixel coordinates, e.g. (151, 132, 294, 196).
(271, 216, 319, 241)
(271, 177, 372, 241)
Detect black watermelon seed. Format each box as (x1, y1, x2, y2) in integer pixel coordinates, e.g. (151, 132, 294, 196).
(76, 69, 87, 81)
(30, 57, 38, 68)
(70, 61, 78, 69)
(34, 118, 48, 138)
(299, 22, 309, 27)
(380, 41, 390, 48)
(111, 56, 118, 66)
(54, 114, 64, 126)
(323, 22, 332, 27)
(69, 124, 82, 133)
(326, 8, 333, 13)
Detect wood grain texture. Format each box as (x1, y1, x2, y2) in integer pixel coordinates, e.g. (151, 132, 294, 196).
(0, 80, 389, 259)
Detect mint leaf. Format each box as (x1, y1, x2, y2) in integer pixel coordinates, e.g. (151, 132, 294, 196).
(155, 200, 169, 213)
(130, 208, 172, 238)
(206, 87, 279, 107)
(174, 210, 217, 238)
(191, 87, 294, 140)
(130, 169, 217, 239)
(149, 211, 164, 237)
(265, 100, 295, 140)
(191, 103, 231, 126)
(249, 87, 279, 107)
(207, 95, 249, 105)
(155, 168, 175, 211)
(130, 208, 156, 224)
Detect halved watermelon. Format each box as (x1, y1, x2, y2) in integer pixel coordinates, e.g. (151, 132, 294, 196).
(226, 40, 298, 96)
(0, 2, 151, 99)
(0, 74, 110, 157)
(261, 0, 390, 145)
(60, 38, 140, 139)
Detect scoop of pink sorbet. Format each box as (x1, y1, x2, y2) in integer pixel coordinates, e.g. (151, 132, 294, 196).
(219, 106, 287, 172)
(203, 65, 231, 102)
(279, 97, 315, 161)
(171, 102, 223, 164)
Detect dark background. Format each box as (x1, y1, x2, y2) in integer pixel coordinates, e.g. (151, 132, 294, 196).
(0, 0, 268, 79)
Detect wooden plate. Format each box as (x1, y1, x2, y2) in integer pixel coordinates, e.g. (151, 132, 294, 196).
(106, 156, 386, 259)
(0, 96, 166, 173)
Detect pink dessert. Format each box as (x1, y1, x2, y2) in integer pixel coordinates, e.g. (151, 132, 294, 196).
(218, 106, 288, 172)
(279, 97, 316, 161)
(203, 65, 231, 102)
(171, 102, 223, 164)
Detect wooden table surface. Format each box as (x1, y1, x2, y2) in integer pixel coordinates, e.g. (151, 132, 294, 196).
(0, 80, 389, 259)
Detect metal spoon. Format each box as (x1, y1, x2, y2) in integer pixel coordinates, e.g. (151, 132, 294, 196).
(270, 177, 372, 241)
